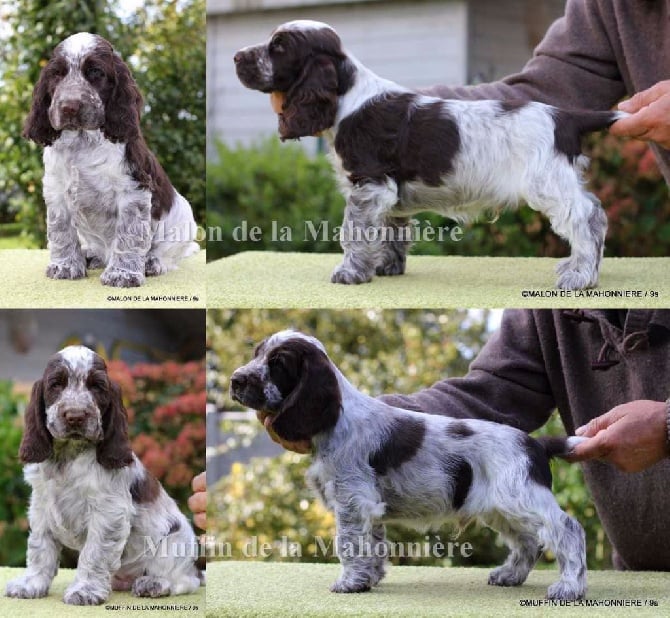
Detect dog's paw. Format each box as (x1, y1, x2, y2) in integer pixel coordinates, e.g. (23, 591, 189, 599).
(63, 581, 108, 605)
(555, 260, 597, 290)
(546, 580, 585, 601)
(488, 566, 525, 587)
(5, 575, 50, 598)
(46, 260, 86, 280)
(375, 260, 405, 277)
(331, 265, 373, 285)
(132, 575, 170, 598)
(145, 255, 168, 277)
(330, 579, 371, 593)
(100, 267, 145, 288)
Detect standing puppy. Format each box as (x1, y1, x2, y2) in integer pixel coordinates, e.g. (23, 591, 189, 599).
(24, 33, 199, 287)
(231, 330, 587, 600)
(5, 346, 202, 605)
(235, 21, 627, 290)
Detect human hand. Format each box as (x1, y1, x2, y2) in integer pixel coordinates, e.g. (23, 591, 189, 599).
(256, 410, 311, 454)
(610, 80, 670, 148)
(567, 400, 668, 472)
(187, 471, 207, 530)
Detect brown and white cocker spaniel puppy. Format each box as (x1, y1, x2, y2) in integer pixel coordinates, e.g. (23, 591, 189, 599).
(230, 330, 587, 600)
(235, 21, 627, 290)
(5, 346, 202, 605)
(25, 33, 199, 287)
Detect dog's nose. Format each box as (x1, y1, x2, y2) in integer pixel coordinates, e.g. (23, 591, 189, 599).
(233, 51, 244, 64)
(230, 373, 247, 392)
(60, 99, 81, 117)
(64, 408, 87, 426)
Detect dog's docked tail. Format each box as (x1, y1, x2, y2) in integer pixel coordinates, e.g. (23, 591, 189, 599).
(536, 435, 586, 460)
(553, 109, 629, 162)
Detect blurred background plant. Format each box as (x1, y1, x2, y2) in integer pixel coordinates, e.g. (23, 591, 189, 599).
(207, 309, 611, 569)
(0, 358, 205, 566)
(206, 134, 669, 262)
(0, 0, 205, 249)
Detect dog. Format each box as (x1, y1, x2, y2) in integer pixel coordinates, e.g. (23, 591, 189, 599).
(5, 346, 202, 605)
(24, 32, 199, 287)
(230, 330, 588, 600)
(234, 20, 627, 290)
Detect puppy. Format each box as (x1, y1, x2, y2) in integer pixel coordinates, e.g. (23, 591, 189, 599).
(5, 346, 202, 605)
(235, 21, 627, 290)
(24, 33, 199, 287)
(230, 330, 587, 600)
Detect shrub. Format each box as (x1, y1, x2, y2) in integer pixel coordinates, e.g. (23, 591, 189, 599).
(207, 135, 669, 261)
(0, 382, 31, 566)
(108, 359, 206, 508)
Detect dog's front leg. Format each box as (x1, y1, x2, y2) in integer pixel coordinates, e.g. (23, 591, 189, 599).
(45, 196, 87, 280)
(63, 515, 131, 605)
(331, 509, 384, 593)
(331, 179, 399, 284)
(5, 522, 61, 598)
(100, 191, 152, 288)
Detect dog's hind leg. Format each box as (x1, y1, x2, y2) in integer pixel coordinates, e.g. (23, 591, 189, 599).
(538, 507, 587, 600)
(526, 163, 607, 290)
(484, 515, 540, 587)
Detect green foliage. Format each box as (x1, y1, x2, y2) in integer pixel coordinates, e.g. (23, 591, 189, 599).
(206, 139, 347, 261)
(0, 0, 205, 245)
(207, 135, 669, 260)
(208, 310, 611, 569)
(0, 382, 31, 566)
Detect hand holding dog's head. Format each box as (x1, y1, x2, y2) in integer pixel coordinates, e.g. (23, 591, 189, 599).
(230, 330, 341, 443)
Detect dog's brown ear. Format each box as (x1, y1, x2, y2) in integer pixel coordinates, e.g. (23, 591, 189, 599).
(270, 341, 341, 442)
(96, 381, 134, 469)
(103, 54, 143, 143)
(279, 55, 339, 140)
(23, 59, 61, 146)
(19, 380, 53, 463)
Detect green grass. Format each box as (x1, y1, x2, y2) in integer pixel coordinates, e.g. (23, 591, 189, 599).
(0, 249, 206, 308)
(207, 252, 670, 309)
(0, 567, 204, 617)
(206, 561, 670, 618)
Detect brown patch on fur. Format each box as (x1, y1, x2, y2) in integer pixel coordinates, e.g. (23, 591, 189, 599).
(130, 471, 161, 503)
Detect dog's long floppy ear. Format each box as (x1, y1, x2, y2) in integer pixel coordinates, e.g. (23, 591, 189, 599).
(103, 53, 143, 143)
(96, 381, 134, 469)
(19, 379, 53, 463)
(271, 341, 342, 442)
(279, 55, 339, 140)
(23, 60, 61, 146)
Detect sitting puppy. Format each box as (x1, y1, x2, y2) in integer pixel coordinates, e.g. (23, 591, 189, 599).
(5, 346, 202, 605)
(230, 330, 587, 600)
(235, 21, 626, 290)
(24, 33, 199, 287)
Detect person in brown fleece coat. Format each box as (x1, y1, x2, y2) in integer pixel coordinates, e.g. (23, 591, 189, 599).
(266, 310, 669, 571)
(421, 0, 670, 184)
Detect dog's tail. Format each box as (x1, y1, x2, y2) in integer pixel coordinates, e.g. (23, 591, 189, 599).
(536, 435, 586, 460)
(559, 109, 629, 135)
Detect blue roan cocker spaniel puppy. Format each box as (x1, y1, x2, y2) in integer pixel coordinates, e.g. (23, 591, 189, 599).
(230, 330, 587, 600)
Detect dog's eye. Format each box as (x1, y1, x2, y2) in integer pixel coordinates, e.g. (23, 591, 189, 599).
(85, 66, 105, 81)
(270, 35, 285, 53)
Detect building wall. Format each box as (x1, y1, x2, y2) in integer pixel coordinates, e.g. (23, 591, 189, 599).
(468, 0, 566, 82)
